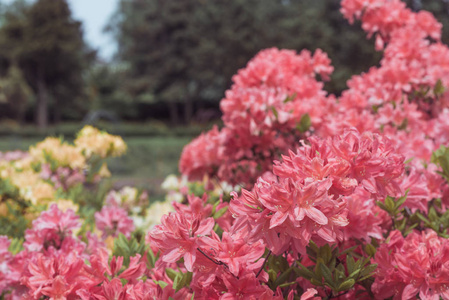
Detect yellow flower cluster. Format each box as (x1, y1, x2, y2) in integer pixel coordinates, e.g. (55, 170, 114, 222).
(0, 166, 54, 205)
(75, 126, 127, 158)
(30, 137, 86, 170)
(0, 126, 127, 211)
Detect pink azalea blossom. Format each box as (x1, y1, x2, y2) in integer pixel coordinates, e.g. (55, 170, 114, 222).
(24, 204, 82, 252)
(148, 212, 214, 271)
(373, 230, 449, 299)
(95, 205, 135, 239)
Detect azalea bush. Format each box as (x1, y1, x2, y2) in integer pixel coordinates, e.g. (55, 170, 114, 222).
(3, 0, 449, 299)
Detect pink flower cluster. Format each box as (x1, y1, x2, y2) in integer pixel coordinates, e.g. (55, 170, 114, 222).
(40, 164, 85, 191)
(180, 48, 334, 186)
(147, 195, 286, 299)
(95, 205, 135, 239)
(229, 129, 404, 255)
(0, 205, 181, 299)
(180, 0, 449, 229)
(373, 230, 449, 300)
(0, 151, 28, 162)
(335, 0, 449, 156)
(6, 0, 449, 299)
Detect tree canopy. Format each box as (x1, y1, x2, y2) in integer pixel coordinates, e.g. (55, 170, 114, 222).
(109, 0, 382, 124)
(0, 0, 91, 128)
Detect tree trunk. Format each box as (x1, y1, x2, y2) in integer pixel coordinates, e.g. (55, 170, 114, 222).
(16, 94, 26, 126)
(36, 66, 48, 130)
(54, 101, 61, 124)
(168, 101, 179, 125)
(184, 96, 194, 124)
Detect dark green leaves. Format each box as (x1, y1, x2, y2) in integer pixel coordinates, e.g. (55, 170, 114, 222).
(113, 233, 146, 266)
(297, 113, 312, 133)
(265, 242, 378, 297)
(432, 145, 449, 182)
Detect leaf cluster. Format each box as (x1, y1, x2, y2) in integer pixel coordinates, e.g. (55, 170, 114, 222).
(113, 233, 146, 267)
(264, 242, 377, 299)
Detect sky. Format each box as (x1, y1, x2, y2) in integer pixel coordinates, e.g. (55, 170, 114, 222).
(69, 0, 120, 61)
(1, 0, 120, 61)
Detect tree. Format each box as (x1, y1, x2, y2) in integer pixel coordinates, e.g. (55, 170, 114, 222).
(0, 0, 89, 128)
(0, 63, 33, 124)
(109, 0, 381, 124)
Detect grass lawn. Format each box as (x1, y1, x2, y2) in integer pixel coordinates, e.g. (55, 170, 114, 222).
(0, 135, 193, 199)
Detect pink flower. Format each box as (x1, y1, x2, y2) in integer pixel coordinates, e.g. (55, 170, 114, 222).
(343, 187, 387, 241)
(0, 236, 12, 294)
(172, 194, 213, 220)
(200, 231, 265, 277)
(373, 230, 449, 300)
(230, 171, 348, 255)
(180, 47, 334, 187)
(24, 204, 81, 252)
(95, 206, 135, 239)
(24, 252, 91, 299)
(148, 212, 214, 271)
(179, 125, 224, 181)
(221, 272, 281, 300)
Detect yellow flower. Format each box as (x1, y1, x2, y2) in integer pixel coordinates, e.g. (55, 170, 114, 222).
(13, 156, 34, 170)
(49, 199, 79, 213)
(28, 182, 55, 205)
(29, 137, 86, 169)
(98, 163, 111, 178)
(75, 126, 127, 158)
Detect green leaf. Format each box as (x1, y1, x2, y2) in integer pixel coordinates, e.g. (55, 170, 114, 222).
(278, 281, 297, 288)
(283, 93, 297, 103)
(319, 263, 335, 289)
(428, 206, 438, 222)
(348, 268, 361, 279)
(184, 272, 193, 287)
(364, 244, 376, 257)
(338, 246, 358, 256)
(416, 212, 430, 224)
(166, 268, 178, 281)
(8, 238, 24, 255)
(310, 278, 323, 286)
(147, 248, 156, 268)
(434, 79, 445, 96)
(155, 280, 168, 289)
(297, 113, 312, 133)
(360, 264, 377, 279)
(172, 274, 182, 292)
(213, 206, 228, 219)
(274, 267, 294, 287)
(271, 106, 279, 120)
(384, 196, 395, 212)
(404, 157, 414, 164)
(295, 263, 316, 281)
(338, 279, 355, 291)
(346, 255, 355, 274)
(211, 200, 220, 215)
(268, 269, 277, 282)
(113, 234, 146, 266)
(270, 255, 289, 273)
(318, 244, 332, 264)
(376, 201, 387, 212)
(395, 193, 408, 209)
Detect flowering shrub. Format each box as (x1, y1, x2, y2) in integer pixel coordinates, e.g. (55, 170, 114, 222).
(3, 0, 449, 299)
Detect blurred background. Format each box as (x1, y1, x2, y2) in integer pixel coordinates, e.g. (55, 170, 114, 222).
(0, 0, 448, 196)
